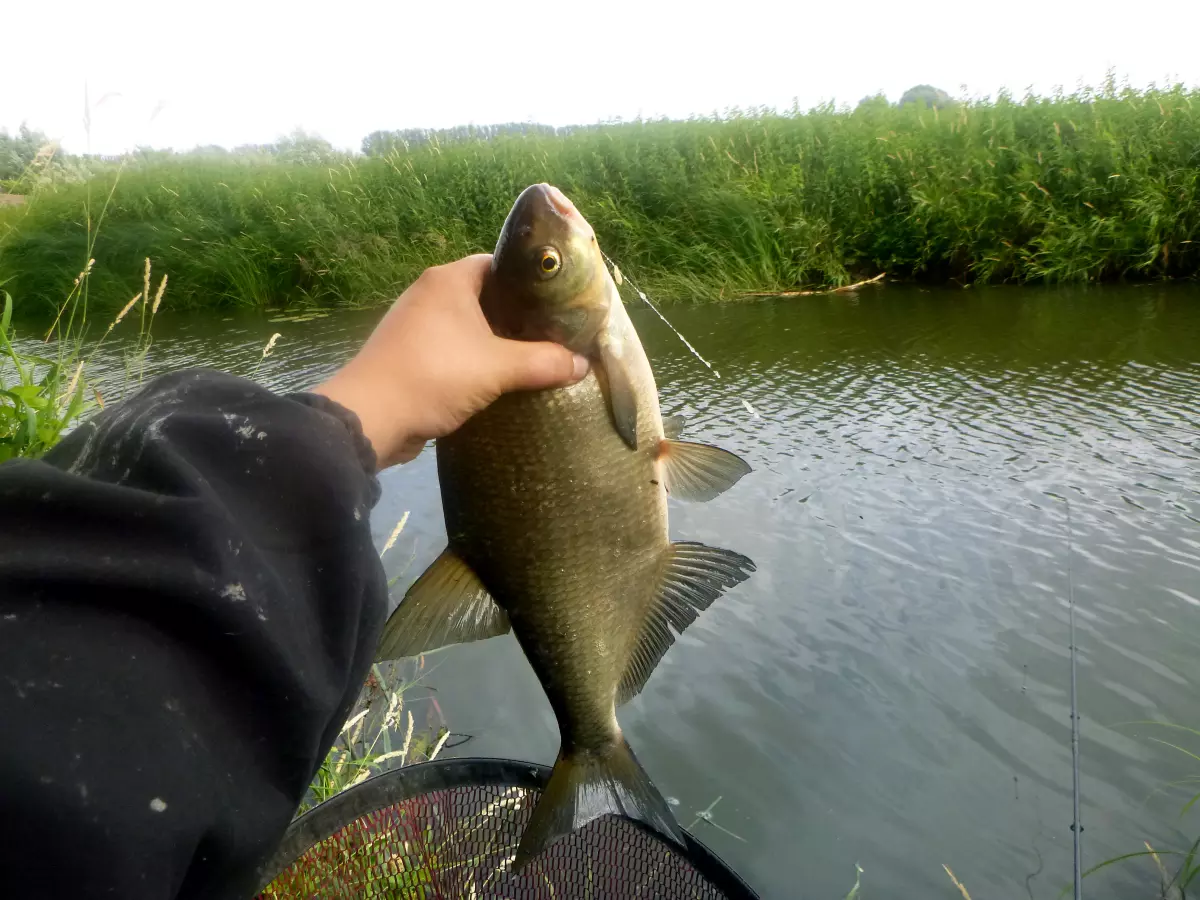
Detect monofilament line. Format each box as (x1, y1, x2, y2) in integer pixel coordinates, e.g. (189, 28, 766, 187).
(603, 253, 721, 379)
(1067, 497, 1083, 900)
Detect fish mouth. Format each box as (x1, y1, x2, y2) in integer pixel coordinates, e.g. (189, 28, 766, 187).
(532, 183, 582, 223)
(502, 183, 594, 253)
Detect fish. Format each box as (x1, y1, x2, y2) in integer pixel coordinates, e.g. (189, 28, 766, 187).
(375, 183, 755, 869)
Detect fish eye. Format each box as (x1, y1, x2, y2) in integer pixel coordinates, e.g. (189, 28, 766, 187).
(538, 247, 562, 278)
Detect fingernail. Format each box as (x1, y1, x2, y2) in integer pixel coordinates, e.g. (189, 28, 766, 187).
(571, 354, 589, 381)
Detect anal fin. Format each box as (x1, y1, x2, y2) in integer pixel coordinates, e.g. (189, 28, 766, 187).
(617, 542, 755, 705)
(659, 439, 752, 502)
(375, 547, 509, 661)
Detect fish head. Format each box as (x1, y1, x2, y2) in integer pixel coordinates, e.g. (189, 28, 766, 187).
(481, 183, 610, 352)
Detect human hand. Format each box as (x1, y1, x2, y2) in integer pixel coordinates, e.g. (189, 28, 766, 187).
(313, 254, 588, 469)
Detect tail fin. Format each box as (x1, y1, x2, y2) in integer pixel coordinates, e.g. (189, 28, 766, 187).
(513, 737, 685, 871)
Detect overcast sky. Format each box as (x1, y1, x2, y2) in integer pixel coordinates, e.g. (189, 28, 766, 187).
(5, 0, 1200, 156)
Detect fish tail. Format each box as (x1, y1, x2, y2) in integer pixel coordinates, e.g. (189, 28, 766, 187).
(512, 735, 686, 871)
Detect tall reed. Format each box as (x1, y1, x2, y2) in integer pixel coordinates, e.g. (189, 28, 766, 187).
(2, 80, 1198, 314)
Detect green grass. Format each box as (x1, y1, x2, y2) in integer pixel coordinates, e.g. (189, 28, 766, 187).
(3, 79, 1199, 314)
(0, 290, 88, 459)
(301, 660, 449, 817)
(1, 164, 167, 461)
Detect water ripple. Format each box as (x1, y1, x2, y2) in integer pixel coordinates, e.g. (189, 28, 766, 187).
(15, 285, 1200, 899)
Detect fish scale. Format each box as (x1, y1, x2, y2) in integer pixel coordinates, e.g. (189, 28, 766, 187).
(439, 368, 667, 748)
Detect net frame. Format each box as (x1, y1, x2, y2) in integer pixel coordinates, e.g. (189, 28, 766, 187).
(254, 757, 759, 899)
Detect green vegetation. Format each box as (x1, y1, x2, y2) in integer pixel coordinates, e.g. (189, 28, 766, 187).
(0, 164, 166, 460)
(896, 84, 955, 110)
(0, 290, 88, 460)
(302, 659, 449, 817)
(1, 125, 91, 194)
(1, 125, 54, 184)
(3, 79, 1198, 315)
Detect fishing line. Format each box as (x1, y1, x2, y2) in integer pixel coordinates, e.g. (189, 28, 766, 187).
(601, 254, 722, 379)
(1066, 496, 1083, 900)
(603, 255, 765, 423)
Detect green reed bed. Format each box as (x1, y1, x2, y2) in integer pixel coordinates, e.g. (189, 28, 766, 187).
(2, 82, 1199, 313)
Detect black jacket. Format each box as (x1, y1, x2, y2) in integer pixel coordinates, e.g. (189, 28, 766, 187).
(0, 368, 387, 898)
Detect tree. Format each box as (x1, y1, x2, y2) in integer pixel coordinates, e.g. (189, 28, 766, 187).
(361, 122, 561, 156)
(897, 84, 953, 109)
(855, 93, 891, 113)
(267, 128, 342, 165)
(0, 124, 54, 185)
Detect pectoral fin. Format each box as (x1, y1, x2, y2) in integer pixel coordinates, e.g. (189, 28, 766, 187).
(617, 542, 755, 705)
(375, 547, 509, 661)
(598, 336, 640, 451)
(658, 439, 752, 502)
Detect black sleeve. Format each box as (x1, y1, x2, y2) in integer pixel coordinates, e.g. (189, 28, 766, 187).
(0, 368, 388, 899)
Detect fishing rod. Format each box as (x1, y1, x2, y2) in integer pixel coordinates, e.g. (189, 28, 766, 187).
(1067, 497, 1083, 900)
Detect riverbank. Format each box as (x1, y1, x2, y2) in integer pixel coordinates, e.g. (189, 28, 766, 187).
(2, 83, 1198, 314)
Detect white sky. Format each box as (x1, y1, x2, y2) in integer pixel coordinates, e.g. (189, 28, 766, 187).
(5, 0, 1200, 156)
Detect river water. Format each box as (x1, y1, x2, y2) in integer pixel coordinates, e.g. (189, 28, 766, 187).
(25, 283, 1200, 898)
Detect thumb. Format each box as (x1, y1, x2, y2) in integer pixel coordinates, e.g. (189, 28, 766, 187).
(493, 339, 589, 393)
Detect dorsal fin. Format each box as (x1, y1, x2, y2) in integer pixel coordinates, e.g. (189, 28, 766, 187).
(617, 542, 755, 705)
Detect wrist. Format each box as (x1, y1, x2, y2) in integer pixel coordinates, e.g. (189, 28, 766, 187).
(287, 389, 381, 480)
(312, 368, 421, 470)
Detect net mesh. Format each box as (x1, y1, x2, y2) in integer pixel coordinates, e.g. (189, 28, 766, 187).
(257, 773, 746, 899)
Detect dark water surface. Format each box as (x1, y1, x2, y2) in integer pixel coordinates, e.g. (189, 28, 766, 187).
(27, 283, 1200, 898)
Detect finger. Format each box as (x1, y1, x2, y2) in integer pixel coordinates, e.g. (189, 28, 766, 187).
(445, 254, 493, 295)
(492, 339, 589, 394)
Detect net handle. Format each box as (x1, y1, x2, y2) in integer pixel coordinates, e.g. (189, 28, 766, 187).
(254, 756, 760, 899)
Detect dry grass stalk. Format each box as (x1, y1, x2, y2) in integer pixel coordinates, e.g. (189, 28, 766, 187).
(151, 274, 168, 314)
(104, 293, 142, 333)
(261, 332, 281, 359)
(62, 360, 84, 404)
(427, 730, 451, 761)
(400, 710, 414, 765)
(344, 708, 369, 747)
(741, 272, 887, 298)
(942, 865, 972, 899)
(381, 512, 410, 556)
(72, 258, 96, 288)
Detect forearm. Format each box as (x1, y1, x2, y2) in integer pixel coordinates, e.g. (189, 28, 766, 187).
(0, 368, 387, 899)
